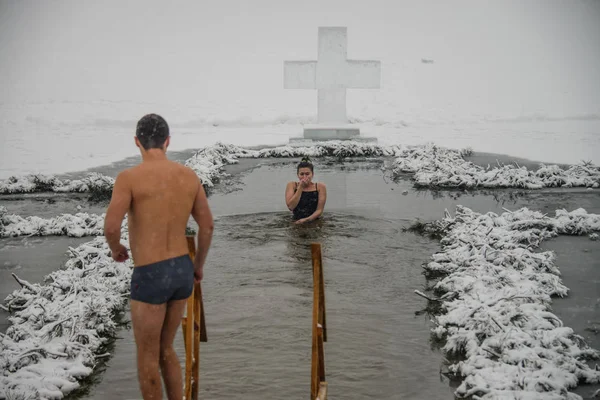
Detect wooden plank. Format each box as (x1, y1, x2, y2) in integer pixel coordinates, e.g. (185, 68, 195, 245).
(185, 236, 196, 400)
(191, 283, 201, 400)
(184, 292, 194, 400)
(310, 244, 321, 400)
(311, 304, 319, 399)
(311, 243, 327, 342)
(182, 318, 189, 351)
(187, 236, 207, 342)
(198, 284, 207, 342)
(317, 325, 325, 381)
(317, 245, 327, 343)
(317, 382, 328, 400)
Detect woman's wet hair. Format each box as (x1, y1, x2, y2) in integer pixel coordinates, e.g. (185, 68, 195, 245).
(297, 156, 314, 173)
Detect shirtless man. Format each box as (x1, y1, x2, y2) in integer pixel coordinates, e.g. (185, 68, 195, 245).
(103, 114, 214, 400)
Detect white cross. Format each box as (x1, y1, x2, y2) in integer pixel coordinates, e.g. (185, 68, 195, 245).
(284, 27, 381, 125)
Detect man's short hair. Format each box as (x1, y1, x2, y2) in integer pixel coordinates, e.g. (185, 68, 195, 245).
(136, 114, 170, 150)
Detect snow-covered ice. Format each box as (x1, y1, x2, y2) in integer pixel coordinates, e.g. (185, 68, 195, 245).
(3, 142, 597, 196)
(417, 206, 600, 399)
(0, 206, 105, 238)
(0, 173, 114, 195)
(392, 144, 600, 189)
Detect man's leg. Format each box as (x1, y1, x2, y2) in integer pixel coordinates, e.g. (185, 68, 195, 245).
(159, 298, 188, 400)
(130, 300, 167, 400)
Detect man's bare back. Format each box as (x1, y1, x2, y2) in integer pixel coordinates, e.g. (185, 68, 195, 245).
(105, 156, 212, 278)
(123, 160, 199, 266)
(103, 114, 214, 400)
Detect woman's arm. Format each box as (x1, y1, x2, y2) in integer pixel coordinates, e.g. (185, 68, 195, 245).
(285, 181, 303, 210)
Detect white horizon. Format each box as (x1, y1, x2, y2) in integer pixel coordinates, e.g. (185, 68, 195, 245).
(1, 0, 599, 176)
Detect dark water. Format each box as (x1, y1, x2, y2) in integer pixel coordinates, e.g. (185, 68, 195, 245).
(540, 236, 600, 400)
(1, 156, 599, 399)
(86, 212, 453, 400)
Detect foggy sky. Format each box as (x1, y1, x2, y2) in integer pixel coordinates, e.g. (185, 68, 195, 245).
(1, 0, 599, 118)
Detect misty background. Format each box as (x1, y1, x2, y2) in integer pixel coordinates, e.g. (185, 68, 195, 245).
(1, 0, 599, 175)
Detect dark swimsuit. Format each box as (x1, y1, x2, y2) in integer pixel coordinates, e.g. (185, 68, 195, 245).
(130, 254, 194, 304)
(292, 182, 319, 220)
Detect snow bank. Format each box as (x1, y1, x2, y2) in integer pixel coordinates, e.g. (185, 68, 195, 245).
(0, 225, 131, 399)
(2, 143, 598, 194)
(416, 205, 600, 399)
(184, 141, 402, 187)
(0, 206, 105, 238)
(392, 144, 600, 189)
(247, 141, 401, 159)
(171, 142, 600, 190)
(0, 141, 400, 195)
(0, 173, 115, 196)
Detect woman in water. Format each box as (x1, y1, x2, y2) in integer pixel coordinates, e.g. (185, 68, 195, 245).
(285, 157, 327, 224)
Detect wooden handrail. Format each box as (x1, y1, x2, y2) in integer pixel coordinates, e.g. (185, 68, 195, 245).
(183, 236, 207, 400)
(311, 243, 328, 400)
(313, 243, 327, 343)
(182, 238, 328, 399)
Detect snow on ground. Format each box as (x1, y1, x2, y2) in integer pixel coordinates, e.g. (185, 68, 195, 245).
(0, 206, 105, 238)
(0, 225, 130, 399)
(0, 173, 114, 195)
(415, 206, 600, 399)
(3, 142, 597, 195)
(392, 144, 600, 189)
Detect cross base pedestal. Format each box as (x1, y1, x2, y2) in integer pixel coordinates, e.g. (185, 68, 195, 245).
(290, 130, 377, 146)
(288, 125, 377, 144)
(305, 125, 360, 140)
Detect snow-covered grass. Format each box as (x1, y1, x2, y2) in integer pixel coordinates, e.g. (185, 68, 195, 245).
(183, 141, 401, 187)
(186, 141, 600, 190)
(0, 206, 105, 238)
(1, 142, 598, 195)
(0, 226, 131, 399)
(413, 205, 600, 399)
(0, 173, 114, 200)
(392, 144, 600, 189)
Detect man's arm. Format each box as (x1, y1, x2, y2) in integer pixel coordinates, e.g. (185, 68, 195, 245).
(104, 171, 132, 253)
(191, 177, 214, 276)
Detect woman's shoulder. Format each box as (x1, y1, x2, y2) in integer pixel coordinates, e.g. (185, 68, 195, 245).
(316, 181, 327, 189)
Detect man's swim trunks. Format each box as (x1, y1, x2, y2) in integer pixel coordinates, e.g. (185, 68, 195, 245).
(130, 254, 194, 304)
